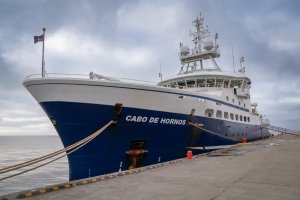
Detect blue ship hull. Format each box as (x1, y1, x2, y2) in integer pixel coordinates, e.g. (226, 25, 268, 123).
(40, 101, 269, 180)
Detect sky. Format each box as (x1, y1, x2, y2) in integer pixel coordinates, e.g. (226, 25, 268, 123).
(0, 0, 299, 135)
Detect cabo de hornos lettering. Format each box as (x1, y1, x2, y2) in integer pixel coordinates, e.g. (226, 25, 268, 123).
(125, 115, 186, 125)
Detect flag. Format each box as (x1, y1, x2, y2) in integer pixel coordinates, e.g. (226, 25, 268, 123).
(34, 34, 44, 44)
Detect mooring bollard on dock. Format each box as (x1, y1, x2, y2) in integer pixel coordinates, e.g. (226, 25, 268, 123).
(186, 150, 193, 160)
(241, 137, 247, 144)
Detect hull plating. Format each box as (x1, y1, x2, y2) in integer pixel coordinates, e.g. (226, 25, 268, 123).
(40, 101, 269, 180)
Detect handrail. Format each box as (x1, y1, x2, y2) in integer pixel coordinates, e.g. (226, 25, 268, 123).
(25, 73, 157, 85)
(264, 125, 299, 135)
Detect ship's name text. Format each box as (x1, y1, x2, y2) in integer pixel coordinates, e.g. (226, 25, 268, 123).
(125, 115, 186, 125)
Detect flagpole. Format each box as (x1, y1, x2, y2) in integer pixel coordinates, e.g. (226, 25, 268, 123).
(42, 27, 46, 77)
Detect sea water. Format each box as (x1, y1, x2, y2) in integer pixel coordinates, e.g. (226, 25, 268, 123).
(0, 136, 68, 196)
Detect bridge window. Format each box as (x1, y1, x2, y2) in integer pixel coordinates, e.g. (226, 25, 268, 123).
(224, 80, 229, 88)
(224, 112, 229, 119)
(205, 109, 214, 118)
(186, 79, 196, 88)
(216, 110, 222, 118)
(169, 82, 177, 88)
(230, 113, 234, 120)
(216, 79, 223, 87)
(235, 114, 239, 121)
(230, 80, 243, 88)
(177, 80, 186, 89)
(207, 79, 215, 87)
(197, 79, 206, 87)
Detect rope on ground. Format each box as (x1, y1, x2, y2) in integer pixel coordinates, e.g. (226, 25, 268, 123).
(0, 120, 115, 181)
(188, 122, 240, 142)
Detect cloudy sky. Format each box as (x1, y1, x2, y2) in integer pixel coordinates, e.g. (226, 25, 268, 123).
(0, 0, 299, 135)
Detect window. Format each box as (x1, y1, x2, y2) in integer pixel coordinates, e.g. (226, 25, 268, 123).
(205, 109, 214, 118)
(177, 80, 186, 88)
(247, 117, 250, 122)
(224, 80, 229, 88)
(169, 82, 177, 88)
(226, 96, 229, 101)
(230, 113, 234, 120)
(230, 80, 243, 88)
(239, 101, 241, 105)
(207, 79, 215, 87)
(244, 116, 247, 122)
(216, 79, 223, 87)
(186, 79, 196, 88)
(197, 79, 206, 87)
(224, 112, 229, 119)
(232, 98, 235, 104)
(240, 115, 243, 121)
(244, 103, 246, 107)
(216, 110, 222, 118)
(235, 114, 239, 121)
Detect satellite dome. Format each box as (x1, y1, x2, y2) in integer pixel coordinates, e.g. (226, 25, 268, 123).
(180, 46, 190, 56)
(203, 41, 214, 51)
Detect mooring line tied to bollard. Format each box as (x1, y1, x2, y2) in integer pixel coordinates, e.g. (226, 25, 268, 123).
(0, 120, 115, 181)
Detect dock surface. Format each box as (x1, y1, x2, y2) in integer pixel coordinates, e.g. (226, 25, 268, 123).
(6, 134, 300, 200)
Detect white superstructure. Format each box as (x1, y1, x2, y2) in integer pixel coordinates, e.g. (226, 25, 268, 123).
(157, 14, 263, 126)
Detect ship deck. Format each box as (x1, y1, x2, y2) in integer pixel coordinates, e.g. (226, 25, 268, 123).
(3, 134, 300, 200)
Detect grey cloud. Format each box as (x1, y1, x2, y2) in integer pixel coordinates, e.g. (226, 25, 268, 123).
(0, 0, 299, 134)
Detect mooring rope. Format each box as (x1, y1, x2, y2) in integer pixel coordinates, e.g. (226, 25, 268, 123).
(188, 122, 240, 142)
(0, 120, 115, 181)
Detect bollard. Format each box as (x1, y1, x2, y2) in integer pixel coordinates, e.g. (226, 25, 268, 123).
(186, 150, 193, 160)
(241, 137, 247, 144)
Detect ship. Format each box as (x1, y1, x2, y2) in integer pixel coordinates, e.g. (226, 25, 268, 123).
(23, 15, 270, 181)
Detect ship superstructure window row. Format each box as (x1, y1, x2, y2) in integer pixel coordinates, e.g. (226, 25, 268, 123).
(159, 78, 251, 90)
(204, 108, 251, 123)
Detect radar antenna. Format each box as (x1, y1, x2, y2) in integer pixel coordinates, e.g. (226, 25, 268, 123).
(178, 14, 221, 75)
(238, 56, 245, 73)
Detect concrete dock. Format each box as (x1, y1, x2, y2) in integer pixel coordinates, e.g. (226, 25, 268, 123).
(3, 134, 300, 200)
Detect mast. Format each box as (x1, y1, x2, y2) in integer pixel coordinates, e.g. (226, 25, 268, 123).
(178, 14, 221, 74)
(42, 28, 46, 78)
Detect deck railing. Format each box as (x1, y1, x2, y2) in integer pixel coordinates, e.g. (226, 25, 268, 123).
(25, 73, 157, 85)
(265, 125, 299, 135)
